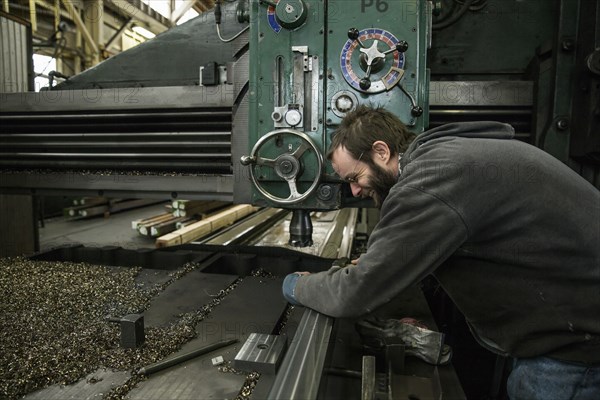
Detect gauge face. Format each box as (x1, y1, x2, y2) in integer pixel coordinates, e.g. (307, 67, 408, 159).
(285, 109, 303, 126)
(340, 28, 406, 94)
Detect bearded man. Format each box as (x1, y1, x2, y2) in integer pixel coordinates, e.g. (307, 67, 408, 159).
(282, 105, 600, 400)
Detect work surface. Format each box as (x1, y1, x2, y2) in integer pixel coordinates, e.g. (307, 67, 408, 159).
(1, 245, 465, 400)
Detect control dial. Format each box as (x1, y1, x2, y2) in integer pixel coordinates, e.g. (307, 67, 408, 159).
(340, 27, 407, 94)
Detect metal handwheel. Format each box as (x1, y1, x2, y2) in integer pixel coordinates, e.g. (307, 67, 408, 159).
(240, 129, 323, 205)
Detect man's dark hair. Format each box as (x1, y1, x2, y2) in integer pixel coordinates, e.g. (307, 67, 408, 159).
(326, 105, 415, 164)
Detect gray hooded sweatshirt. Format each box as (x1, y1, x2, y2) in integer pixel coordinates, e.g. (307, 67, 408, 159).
(294, 121, 600, 364)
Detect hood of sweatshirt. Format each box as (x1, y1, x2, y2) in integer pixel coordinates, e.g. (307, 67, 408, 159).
(410, 121, 515, 148)
(401, 121, 515, 169)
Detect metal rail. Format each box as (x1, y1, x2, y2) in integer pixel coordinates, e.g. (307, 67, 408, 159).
(267, 309, 334, 400)
(264, 209, 357, 399)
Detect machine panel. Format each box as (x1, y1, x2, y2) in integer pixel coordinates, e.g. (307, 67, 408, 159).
(241, 0, 430, 210)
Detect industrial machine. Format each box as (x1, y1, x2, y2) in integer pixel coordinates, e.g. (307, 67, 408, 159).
(236, 0, 429, 245)
(0, 0, 599, 399)
(237, 0, 428, 208)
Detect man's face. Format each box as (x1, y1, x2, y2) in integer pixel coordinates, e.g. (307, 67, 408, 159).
(331, 146, 398, 208)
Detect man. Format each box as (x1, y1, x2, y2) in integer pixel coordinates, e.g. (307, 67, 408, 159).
(282, 105, 600, 399)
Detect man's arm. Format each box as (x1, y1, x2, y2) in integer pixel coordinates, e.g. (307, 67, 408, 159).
(289, 186, 469, 318)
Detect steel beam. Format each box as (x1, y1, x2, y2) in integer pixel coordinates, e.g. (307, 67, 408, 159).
(0, 173, 233, 200)
(0, 85, 233, 112)
(61, 0, 99, 65)
(106, 0, 172, 35)
(170, 0, 196, 23)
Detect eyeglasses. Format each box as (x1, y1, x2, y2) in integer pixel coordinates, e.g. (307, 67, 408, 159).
(345, 151, 364, 184)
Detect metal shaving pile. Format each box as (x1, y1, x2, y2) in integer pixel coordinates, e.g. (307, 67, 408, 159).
(0, 257, 245, 400)
(217, 361, 261, 400)
(0, 257, 145, 399)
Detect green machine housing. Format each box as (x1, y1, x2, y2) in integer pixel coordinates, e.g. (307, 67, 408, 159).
(239, 0, 430, 210)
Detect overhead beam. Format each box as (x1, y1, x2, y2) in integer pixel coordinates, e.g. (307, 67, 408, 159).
(106, 0, 172, 35)
(60, 0, 99, 64)
(170, 0, 196, 23)
(199, 0, 215, 12)
(105, 16, 132, 50)
(34, 0, 77, 23)
(86, 0, 104, 55)
(29, 0, 37, 31)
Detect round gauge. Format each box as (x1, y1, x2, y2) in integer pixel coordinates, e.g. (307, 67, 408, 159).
(285, 109, 303, 126)
(331, 91, 359, 118)
(340, 28, 406, 94)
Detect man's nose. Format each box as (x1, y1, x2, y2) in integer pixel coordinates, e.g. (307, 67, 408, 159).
(350, 182, 362, 197)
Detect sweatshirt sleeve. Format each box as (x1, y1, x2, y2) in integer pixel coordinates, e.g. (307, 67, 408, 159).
(293, 186, 468, 318)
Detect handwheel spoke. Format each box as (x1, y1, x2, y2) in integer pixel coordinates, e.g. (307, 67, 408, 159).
(255, 156, 276, 168)
(291, 142, 311, 159)
(286, 178, 302, 200)
(291, 143, 310, 159)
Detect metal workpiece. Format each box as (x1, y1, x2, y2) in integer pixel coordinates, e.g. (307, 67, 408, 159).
(267, 309, 334, 400)
(138, 339, 239, 376)
(202, 208, 289, 245)
(107, 314, 145, 349)
(233, 333, 288, 374)
(251, 209, 354, 258)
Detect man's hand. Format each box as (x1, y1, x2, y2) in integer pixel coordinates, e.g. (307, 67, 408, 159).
(282, 272, 310, 305)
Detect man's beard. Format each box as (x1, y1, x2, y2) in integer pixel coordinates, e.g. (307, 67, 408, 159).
(366, 162, 398, 208)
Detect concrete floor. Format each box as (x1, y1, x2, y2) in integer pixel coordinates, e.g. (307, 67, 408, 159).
(39, 202, 169, 251)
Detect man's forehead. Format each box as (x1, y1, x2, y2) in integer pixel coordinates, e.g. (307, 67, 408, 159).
(330, 146, 354, 176)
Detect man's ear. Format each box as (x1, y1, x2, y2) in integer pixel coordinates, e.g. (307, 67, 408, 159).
(371, 140, 391, 164)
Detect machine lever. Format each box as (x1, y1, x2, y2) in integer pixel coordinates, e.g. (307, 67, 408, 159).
(348, 27, 367, 49)
(383, 40, 409, 55)
(240, 155, 256, 166)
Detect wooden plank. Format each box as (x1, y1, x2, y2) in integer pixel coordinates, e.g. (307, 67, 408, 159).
(156, 205, 258, 248)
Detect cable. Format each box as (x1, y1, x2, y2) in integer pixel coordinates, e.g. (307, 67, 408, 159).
(35, 36, 66, 77)
(214, 0, 249, 43)
(216, 24, 250, 43)
(433, 0, 476, 30)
